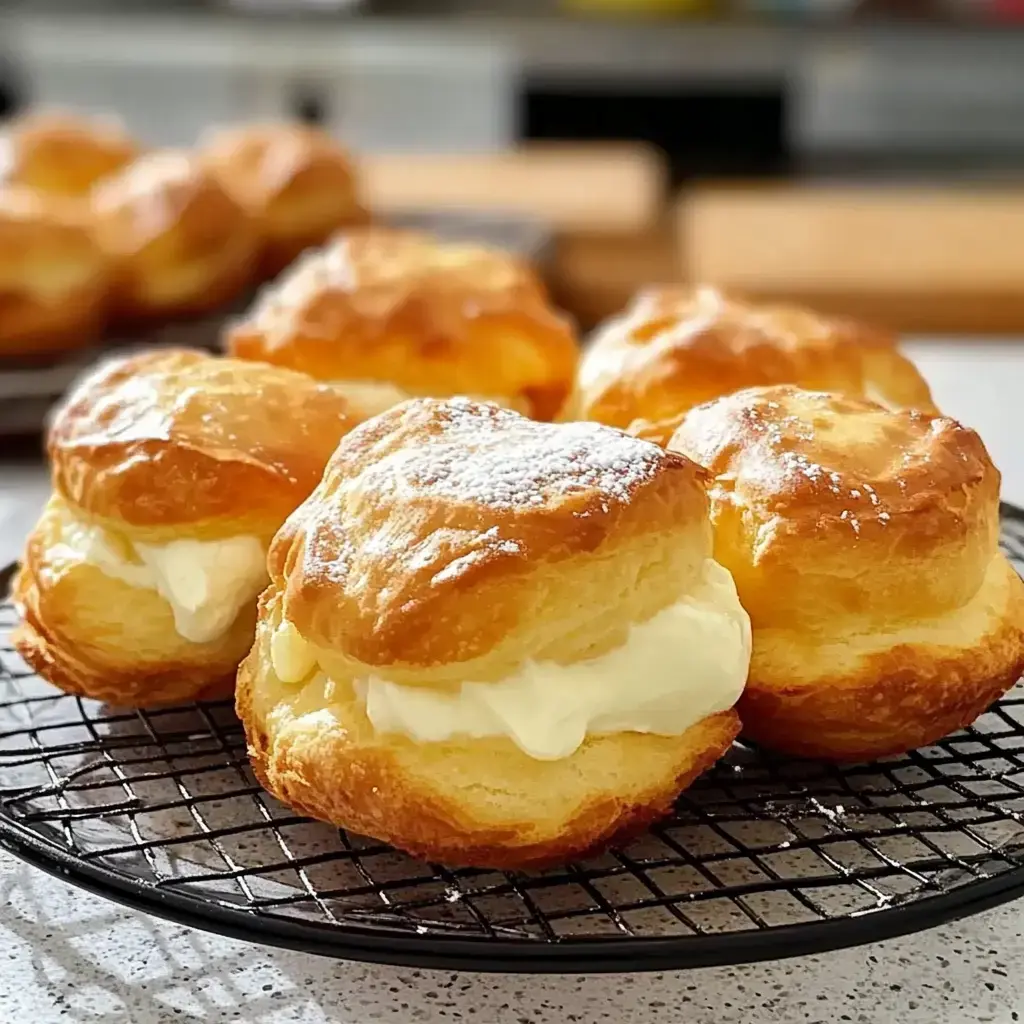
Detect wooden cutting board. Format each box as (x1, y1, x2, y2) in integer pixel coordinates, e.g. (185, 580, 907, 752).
(362, 143, 667, 233)
(679, 184, 1024, 334)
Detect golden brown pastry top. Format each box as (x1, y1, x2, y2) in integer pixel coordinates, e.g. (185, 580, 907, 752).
(49, 348, 363, 531)
(200, 123, 366, 227)
(572, 286, 935, 440)
(90, 150, 253, 260)
(0, 185, 110, 297)
(0, 111, 140, 198)
(226, 228, 578, 420)
(669, 385, 999, 627)
(270, 397, 708, 668)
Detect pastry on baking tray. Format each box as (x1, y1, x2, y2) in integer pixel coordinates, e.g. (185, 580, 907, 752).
(225, 228, 578, 421)
(0, 110, 139, 199)
(237, 397, 751, 869)
(13, 348, 364, 708)
(200, 122, 369, 274)
(568, 286, 936, 445)
(90, 150, 259, 321)
(0, 185, 111, 358)
(669, 384, 1024, 761)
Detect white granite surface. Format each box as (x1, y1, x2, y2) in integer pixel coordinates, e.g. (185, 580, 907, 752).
(0, 339, 1023, 1024)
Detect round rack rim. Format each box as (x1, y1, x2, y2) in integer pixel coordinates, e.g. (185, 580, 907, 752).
(2, 505, 1024, 972)
(2, 809, 1024, 973)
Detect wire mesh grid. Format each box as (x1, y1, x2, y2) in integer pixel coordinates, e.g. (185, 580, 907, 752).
(2, 510, 1024, 971)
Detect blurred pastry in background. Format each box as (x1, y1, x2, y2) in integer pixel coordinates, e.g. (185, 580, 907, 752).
(670, 384, 1024, 761)
(226, 227, 578, 421)
(13, 348, 366, 708)
(0, 110, 140, 199)
(237, 397, 750, 868)
(201, 122, 369, 275)
(0, 185, 111, 358)
(91, 150, 259, 322)
(567, 285, 935, 444)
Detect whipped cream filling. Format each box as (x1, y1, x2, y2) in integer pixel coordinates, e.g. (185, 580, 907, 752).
(326, 379, 412, 417)
(327, 379, 529, 418)
(271, 558, 751, 760)
(51, 508, 268, 644)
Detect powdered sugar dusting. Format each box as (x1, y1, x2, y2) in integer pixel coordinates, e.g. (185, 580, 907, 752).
(431, 527, 523, 585)
(779, 449, 825, 483)
(839, 509, 861, 535)
(386, 398, 666, 510)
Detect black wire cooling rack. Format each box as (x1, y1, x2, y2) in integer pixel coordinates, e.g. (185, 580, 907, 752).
(2, 510, 1024, 973)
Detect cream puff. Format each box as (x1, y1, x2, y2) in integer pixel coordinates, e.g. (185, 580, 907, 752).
(13, 348, 365, 708)
(669, 384, 1024, 761)
(225, 228, 578, 421)
(90, 150, 259, 322)
(237, 397, 751, 869)
(568, 286, 936, 444)
(200, 122, 369, 274)
(0, 110, 140, 199)
(0, 185, 112, 358)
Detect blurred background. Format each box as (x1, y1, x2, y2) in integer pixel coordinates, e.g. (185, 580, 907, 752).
(2, 0, 1024, 335)
(1, 0, 1024, 530)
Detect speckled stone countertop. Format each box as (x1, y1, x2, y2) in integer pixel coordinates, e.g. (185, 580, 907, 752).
(1, 339, 1023, 1024)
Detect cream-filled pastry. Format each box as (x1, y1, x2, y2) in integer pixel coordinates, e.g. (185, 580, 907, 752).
(238, 397, 750, 869)
(14, 348, 366, 708)
(0, 110, 139, 199)
(225, 228, 578, 421)
(0, 185, 112, 357)
(200, 122, 369, 274)
(566, 285, 936, 444)
(91, 150, 259, 321)
(669, 384, 1024, 761)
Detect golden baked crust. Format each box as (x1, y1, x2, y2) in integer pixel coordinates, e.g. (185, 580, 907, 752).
(201, 122, 369, 273)
(49, 347, 363, 533)
(225, 228, 578, 421)
(91, 150, 259, 320)
(237, 605, 740, 869)
(669, 384, 1024, 760)
(569, 286, 936, 443)
(0, 185, 111, 357)
(739, 556, 1024, 760)
(0, 111, 139, 198)
(270, 397, 710, 676)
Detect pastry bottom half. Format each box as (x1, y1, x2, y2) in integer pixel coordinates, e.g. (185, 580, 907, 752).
(237, 626, 739, 870)
(13, 533, 257, 708)
(739, 555, 1024, 761)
